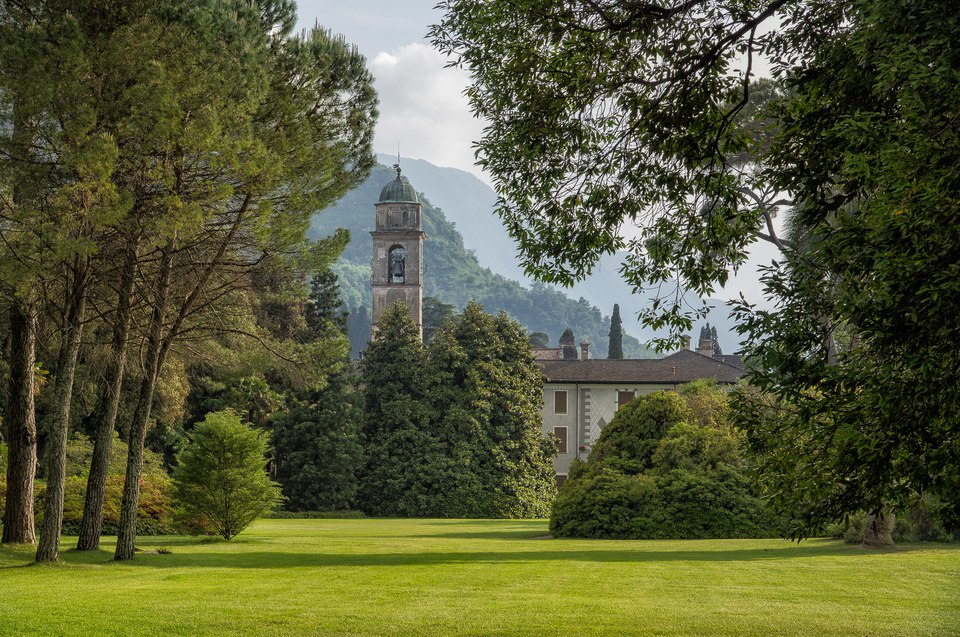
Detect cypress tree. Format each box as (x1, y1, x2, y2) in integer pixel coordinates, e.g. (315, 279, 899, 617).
(608, 304, 624, 359)
(711, 326, 723, 356)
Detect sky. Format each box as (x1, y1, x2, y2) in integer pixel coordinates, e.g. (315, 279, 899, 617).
(295, 1, 484, 179)
(294, 2, 780, 308)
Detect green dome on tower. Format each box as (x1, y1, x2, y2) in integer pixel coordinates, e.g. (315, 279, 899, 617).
(378, 165, 419, 203)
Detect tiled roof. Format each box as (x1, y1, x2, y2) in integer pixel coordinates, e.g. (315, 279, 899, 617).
(712, 354, 745, 370)
(540, 349, 745, 384)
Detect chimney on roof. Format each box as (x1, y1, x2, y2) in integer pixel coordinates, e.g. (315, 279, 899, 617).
(580, 341, 590, 361)
(681, 335, 691, 350)
(697, 337, 714, 358)
(560, 328, 577, 360)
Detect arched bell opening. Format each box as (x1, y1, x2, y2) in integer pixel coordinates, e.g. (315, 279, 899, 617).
(388, 245, 406, 283)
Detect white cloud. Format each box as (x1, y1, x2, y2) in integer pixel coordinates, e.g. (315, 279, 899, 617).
(370, 43, 489, 183)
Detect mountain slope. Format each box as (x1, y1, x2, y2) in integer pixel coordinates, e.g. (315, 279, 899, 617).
(310, 163, 653, 358)
(371, 155, 743, 353)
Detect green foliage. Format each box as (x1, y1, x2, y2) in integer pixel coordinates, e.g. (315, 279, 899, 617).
(550, 469, 664, 539)
(0, 478, 5, 524)
(306, 268, 349, 337)
(0, 434, 174, 535)
(831, 501, 960, 545)
(729, 0, 960, 532)
(427, 302, 556, 517)
(356, 304, 432, 515)
(527, 332, 549, 348)
(552, 385, 777, 539)
(422, 296, 455, 344)
(358, 302, 555, 518)
(172, 410, 283, 540)
(651, 422, 741, 475)
(678, 379, 731, 430)
(589, 392, 689, 474)
(54, 474, 173, 536)
(434, 0, 960, 532)
(431, 1, 769, 336)
(273, 372, 363, 512)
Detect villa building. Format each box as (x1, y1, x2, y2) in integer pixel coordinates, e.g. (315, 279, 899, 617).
(538, 335, 745, 486)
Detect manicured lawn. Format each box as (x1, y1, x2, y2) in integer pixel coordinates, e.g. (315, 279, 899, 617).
(0, 519, 957, 636)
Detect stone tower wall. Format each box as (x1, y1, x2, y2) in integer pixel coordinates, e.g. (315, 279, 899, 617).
(371, 199, 425, 336)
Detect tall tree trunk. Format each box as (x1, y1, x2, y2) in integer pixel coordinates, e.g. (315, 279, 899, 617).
(36, 264, 88, 562)
(114, 200, 246, 560)
(77, 238, 139, 550)
(115, 239, 173, 561)
(1, 303, 38, 544)
(863, 509, 895, 548)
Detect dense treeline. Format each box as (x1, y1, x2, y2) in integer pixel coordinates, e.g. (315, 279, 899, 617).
(359, 302, 556, 518)
(0, 0, 376, 561)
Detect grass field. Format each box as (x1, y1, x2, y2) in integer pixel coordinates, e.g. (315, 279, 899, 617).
(0, 518, 957, 636)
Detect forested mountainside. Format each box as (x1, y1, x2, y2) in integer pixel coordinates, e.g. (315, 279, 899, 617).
(310, 163, 654, 358)
(371, 155, 742, 353)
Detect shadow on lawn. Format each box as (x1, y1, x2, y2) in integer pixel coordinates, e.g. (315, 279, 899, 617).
(36, 541, 911, 570)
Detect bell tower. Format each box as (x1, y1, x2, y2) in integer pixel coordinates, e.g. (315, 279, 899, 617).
(371, 165, 425, 337)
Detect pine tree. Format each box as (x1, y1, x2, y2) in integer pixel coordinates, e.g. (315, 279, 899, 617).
(346, 303, 371, 359)
(608, 304, 624, 359)
(306, 268, 348, 337)
(273, 266, 362, 511)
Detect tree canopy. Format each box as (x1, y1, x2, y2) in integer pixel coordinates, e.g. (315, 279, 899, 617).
(0, 0, 377, 559)
(359, 302, 555, 518)
(433, 0, 960, 531)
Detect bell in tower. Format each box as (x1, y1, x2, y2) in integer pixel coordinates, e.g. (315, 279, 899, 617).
(370, 164, 426, 337)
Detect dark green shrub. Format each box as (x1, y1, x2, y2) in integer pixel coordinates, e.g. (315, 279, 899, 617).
(654, 467, 778, 539)
(551, 468, 663, 538)
(273, 372, 363, 512)
(551, 385, 779, 539)
(651, 421, 743, 474)
(589, 392, 688, 474)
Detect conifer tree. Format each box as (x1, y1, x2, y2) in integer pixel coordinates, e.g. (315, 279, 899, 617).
(357, 303, 433, 515)
(359, 301, 555, 517)
(173, 410, 283, 540)
(306, 268, 348, 337)
(346, 303, 371, 359)
(607, 304, 624, 359)
(273, 266, 363, 511)
(711, 326, 723, 356)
